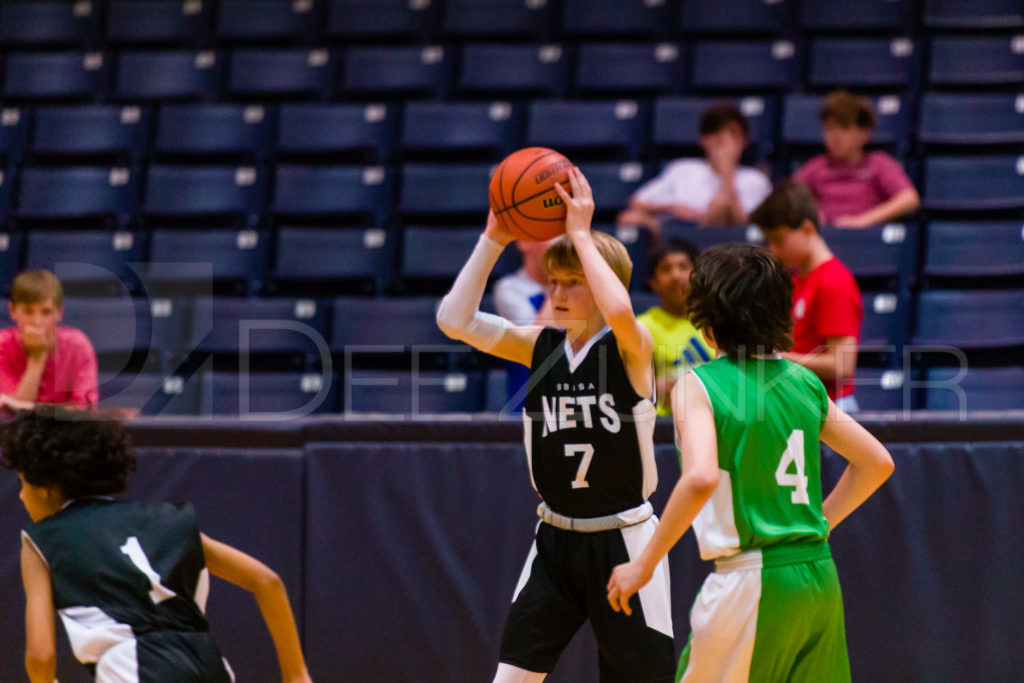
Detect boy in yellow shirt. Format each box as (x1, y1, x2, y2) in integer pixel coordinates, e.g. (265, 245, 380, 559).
(637, 239, 714, 415)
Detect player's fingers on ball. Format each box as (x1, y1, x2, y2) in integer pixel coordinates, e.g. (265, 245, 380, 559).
(575, 167, 593, 197)
(553, 178, 569, 201)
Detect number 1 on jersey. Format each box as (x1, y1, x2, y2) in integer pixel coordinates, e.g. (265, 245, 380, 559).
(565, 443, 595, 489)
(775, 429, 810, 505)
(121, 536, 178, 604)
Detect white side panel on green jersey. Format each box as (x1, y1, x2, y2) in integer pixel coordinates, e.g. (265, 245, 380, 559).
(690, 469, 742, 561)
(680, 568, 761, 682)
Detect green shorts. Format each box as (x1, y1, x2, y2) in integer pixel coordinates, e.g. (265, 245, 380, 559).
(677, 541, 850, 683)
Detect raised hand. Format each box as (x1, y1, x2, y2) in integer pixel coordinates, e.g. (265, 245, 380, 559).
(553, 167, 595, 239)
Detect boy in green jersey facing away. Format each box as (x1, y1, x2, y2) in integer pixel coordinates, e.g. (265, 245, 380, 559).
(607, 243, 894, 682)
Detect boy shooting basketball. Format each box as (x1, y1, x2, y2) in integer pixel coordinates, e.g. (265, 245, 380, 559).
(5, 405, 312, 683)
(606, 243, 894, 682)
(437, 168, 676, 682)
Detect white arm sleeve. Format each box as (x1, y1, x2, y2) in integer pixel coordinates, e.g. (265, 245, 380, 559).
(436, 235, 510, 353)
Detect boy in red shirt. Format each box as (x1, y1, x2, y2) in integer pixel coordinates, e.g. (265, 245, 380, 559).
(795, 90, 919, 228)
(0, 270, 98, 409)
(753, 180, 863, 411)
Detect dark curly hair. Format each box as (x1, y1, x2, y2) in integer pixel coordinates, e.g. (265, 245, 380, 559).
(1, 405, 136, 498)
(686, 243, 793, 357)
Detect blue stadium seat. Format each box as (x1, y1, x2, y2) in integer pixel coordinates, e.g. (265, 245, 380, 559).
(272, 165, 393, 225)
(679, 0, 791, 35)
(0, 1, 100, 48)
(17, 166, 139, 224)
(277, 103, 398, 163)
(330, 297, 449, 351)
(809, 38, 918, 89)
(782, 93, 910, 149)
(918, 93, 1024, 147)
(924, 0, 1024, 29)
(114, 50, 221, 101)
(853, 368, 912, 412)
(154, 103, 273, 161)
(400, 101, 521, 159)
(31, 105, 151, 164)
(922, 222, 1024, 281)
(923, 155, 1024, 211)
(0, 232, 23, 293)
(3, 51, 108, 102)
(574, 162, 650, 217)
(575, 43, 683, 96)
(562, 0, 674, 38)
(691, 40, 800, 91)
(144, 164, 266, 222)
(860, 290, 910, 349)
(923, 366, 1024, 412)
(228, 48, 334, 100)
(525, 100, 647, 160)
(659, 220, 766, 252)
(187, 297, 331, 367)
(270, 226, 397, 295)
(145, 228, 269, 294)
(61, 296, 186, 372)
(216, 0, 318, 43)
(800, 1, 912, 32)
(97, 372, 200, 416)
(913, 289, 1024, 349)
(458, 44, 567, 98)
(200, 372, 339, 416)
(443, 0, 555, 39)
(398, 163, 492, 219)
(344, 370, 484, 415)
(394, 227, 520, 293)
(341, 45, 451, 98)
(0, 171, 11, 224)
(653, 95, 778, 160)
(822, 223, 919, 289)
(24, 229, 144, 289)
(106, 0, 212, 46)
(325, 0, 438, 41)
(929, 36, 1024, 86)
(0, 107, 30, 166)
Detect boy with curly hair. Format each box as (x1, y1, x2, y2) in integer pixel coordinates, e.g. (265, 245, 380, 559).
(4, 405, 312, 683)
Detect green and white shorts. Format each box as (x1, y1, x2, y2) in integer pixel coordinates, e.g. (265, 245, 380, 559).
(677, 541, 850, 683)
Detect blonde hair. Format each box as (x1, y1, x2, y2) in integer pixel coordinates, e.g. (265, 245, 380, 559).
(542, 232, 632, 289)
(11, 270, 64, 308)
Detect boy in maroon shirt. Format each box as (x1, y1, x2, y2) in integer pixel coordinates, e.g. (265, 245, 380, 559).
(0, 270, 97, 409)
(753, 180, 863, 411)
(795, 90, 919, 228)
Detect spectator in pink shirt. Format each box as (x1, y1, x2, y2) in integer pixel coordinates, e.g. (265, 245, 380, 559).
(0, 270, 97, 410)
(794, 90, 920, 228)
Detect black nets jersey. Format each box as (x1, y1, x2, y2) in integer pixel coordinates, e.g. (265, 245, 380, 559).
(523, 327, 658, 518)
(23, 498, 231, 681)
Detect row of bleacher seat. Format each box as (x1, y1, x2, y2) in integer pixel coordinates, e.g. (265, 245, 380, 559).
(1, 157, 1021, 233)
(2, 94, 1022, 166)
(3, 222, 1023, 298)
(0, 38, 1020, 104)
(94, 364, 1024, 416)
(1, 0, 1020, 49)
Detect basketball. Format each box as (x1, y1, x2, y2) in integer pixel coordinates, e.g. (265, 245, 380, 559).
(489, 147, 574, 241)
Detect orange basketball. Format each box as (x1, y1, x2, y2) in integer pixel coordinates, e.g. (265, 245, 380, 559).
(489, 147, 574, 241)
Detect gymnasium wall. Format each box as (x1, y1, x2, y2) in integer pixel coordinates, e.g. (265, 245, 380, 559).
(1, 415, 1022, 682)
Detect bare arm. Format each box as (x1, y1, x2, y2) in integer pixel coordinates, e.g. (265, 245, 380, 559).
(436, 211, 541, 366)
(819, 401, 895, 530)
(835, 187, 920, 228)
(13, 356, 47, 403)
(21, 538, 56, 683)
(201, 534, 311, 683)
(782, 336, 858, 384)
(606, 372, 719, 615)
(555, 169, 654, 396)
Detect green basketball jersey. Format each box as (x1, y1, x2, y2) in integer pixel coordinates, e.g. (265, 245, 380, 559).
(688, 356, 831, 559)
